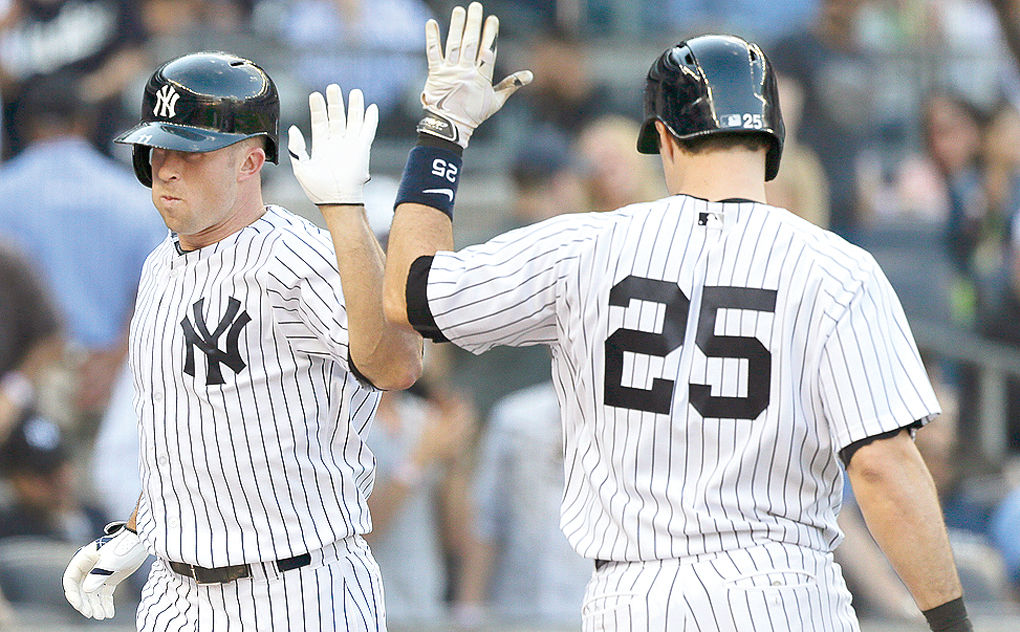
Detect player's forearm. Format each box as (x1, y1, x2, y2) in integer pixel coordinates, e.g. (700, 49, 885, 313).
(383, 203, 454, 328)
(321, 205, 423, 390)
(847, 431, 964, 611)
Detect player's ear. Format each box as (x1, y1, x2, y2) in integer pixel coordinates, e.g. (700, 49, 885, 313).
(654, 120, 678, 161)
(237, 141, 266, 181)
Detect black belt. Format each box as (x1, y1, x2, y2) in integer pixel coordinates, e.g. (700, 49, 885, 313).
(169, 553, 311, 585)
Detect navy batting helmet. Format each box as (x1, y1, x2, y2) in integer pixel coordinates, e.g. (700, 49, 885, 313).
(636, 34, 784, 181)
(115, 51, 279, 187)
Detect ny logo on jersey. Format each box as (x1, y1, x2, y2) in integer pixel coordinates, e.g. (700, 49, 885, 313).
(180, 297, 251, 386)
(153, 84, 180, 118)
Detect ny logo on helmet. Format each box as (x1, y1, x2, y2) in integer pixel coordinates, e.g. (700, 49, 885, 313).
(153, 85, 180, 118)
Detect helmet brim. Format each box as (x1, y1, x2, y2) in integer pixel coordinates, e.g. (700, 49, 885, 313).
(114, 122, 252, 153)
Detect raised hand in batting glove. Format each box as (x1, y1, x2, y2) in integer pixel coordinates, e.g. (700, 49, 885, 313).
(418, 2, 532, 148)
(63, 521, 148, 620)
(289, 85, 379, 205)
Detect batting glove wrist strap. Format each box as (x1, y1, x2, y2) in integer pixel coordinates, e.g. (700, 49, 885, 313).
(922, 597, 972, 632)
(63, 522, 149, 620)
(288, 85, 379, 205)
(394, 144, 463, 219)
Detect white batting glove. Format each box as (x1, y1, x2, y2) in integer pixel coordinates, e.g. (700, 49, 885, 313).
(419, 2, 533, 148)
(62, 521, 149, 620)
(288, 85, 379, 205)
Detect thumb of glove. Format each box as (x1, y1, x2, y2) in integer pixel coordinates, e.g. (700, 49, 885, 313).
(493, 70, 533, 107)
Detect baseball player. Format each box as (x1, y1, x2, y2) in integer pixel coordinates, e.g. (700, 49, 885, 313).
(308, 3, 975, 631)
(61, 52, 420, 631)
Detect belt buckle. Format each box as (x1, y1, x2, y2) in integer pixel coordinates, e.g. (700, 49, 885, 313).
(190, 565, 218, 586)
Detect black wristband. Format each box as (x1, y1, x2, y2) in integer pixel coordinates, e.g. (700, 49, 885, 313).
(415, 131, 463, 156)
(922, 597, 972, 632)
(394, 142, 463, 219)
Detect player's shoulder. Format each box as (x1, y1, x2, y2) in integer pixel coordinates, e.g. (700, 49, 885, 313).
(257, 206, 337, 268)
(759, 203, 882, 287)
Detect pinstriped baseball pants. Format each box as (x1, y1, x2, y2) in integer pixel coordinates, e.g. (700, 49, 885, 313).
(581, 543, 860, 631)
(136, 536, 386, 631)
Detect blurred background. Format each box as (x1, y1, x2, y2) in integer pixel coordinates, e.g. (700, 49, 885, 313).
(1, 0, 1020, 630)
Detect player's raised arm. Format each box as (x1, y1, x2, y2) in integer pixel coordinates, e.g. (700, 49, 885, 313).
(383, 2, 532, 330)
(289, 85, 423, 390)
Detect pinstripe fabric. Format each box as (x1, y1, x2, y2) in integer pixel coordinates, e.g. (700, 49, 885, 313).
(129, 206, 381, 570)
(581, 542, 859, 631)
(424, 195, 939, 565)
(137, 536, 386, 631)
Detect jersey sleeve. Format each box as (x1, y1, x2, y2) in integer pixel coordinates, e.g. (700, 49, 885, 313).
(266, 232, 353, 371)
(417, 215, 594, 354)
(817, 262, 940, 451)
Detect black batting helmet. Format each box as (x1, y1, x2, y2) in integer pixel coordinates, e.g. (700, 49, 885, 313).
(636, 34, 784, 181)
(115, 51, 279, 187)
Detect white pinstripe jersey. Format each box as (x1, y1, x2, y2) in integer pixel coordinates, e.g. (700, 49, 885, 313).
(421, 195, 939, 562)
(130, 206, 380, 568)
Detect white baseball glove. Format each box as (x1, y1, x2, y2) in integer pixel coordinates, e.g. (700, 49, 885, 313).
(288, 85, 379, 205)
(62, 521, 149, 620)
(418, 2, 533, 148)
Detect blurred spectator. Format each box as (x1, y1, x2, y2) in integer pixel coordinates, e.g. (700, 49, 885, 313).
(659, 0, 817, 42)
(990, 484, 1020, 602)
(976, 103, 1020, 271)
(0, 0, 150, 158)
(0, 75, 165, 427)
(976, 221, 1020, 453)
(770, 0, 874, 239)
(366, 386, 477, 626)
(575, 115, 664, 212)
(455, 382, 590, 626)
(0, 239, 62, 443)
(0, 415, 107, 542)
(509, 131, 587, 227)
(921, 93, 986, 272)
(89, 362, 138, 519)
(517, 29, 621, 143)
(258, 0, 432, 134)
(765, 73, 829, 226)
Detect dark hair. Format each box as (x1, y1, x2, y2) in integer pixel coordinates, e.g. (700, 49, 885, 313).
(14, 72, 95, 139)
(676, 132, 773, 155)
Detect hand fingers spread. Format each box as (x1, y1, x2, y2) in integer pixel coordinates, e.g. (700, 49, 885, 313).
(493, 70, 534, 107)
(445, 5, 466, 63)
(459, 2, 484, 66)
(363, 103, 379, 145)
(326, 84, 346, 138)
(478, 14, 499, 81)
(347, 89, 365, 138)
(309, 91, 328, 148)
(425, 19, 442, 71)
(287, 126, 309, 162)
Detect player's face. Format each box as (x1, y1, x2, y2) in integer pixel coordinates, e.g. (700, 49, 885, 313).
(149, 144, 246, 244)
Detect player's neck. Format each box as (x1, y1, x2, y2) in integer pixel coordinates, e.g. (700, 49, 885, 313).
(666, 151, 767, 204)
(178, 187, 267, 251)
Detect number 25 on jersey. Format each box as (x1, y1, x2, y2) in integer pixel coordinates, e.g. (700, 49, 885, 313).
(604, 275, 777, 419)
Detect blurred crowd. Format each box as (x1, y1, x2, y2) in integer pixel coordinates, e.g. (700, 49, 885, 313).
(1, 0, 1020, 629)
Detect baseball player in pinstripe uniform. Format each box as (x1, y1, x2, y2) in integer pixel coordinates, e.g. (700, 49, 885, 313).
(305, 4, 976, 631)
(60, 52, 420, 630)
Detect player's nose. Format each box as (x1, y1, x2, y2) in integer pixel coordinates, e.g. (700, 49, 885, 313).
(150, 148, 182, 182)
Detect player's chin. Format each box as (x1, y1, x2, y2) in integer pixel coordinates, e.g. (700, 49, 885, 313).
(153, 198, 190, 230)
